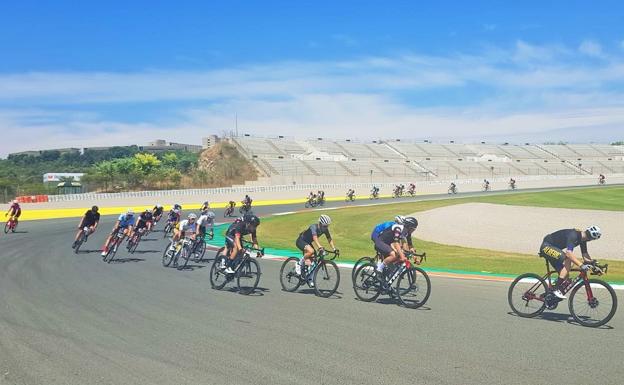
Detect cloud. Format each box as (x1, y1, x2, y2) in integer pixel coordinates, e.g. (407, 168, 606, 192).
(1, 40, 624, 156)
(578, 39, 604, 57)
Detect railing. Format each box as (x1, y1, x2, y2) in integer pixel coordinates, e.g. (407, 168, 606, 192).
(44, 173, 620, 202)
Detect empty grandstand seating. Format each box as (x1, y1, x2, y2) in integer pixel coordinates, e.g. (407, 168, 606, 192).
(230, 135, 624, 181)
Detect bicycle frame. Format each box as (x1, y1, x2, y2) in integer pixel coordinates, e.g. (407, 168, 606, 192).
(302, 250, 339, 280)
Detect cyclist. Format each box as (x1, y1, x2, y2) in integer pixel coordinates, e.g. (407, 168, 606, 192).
(200, 201, 210, 211)
(317, 190, 325, 205)
(598, 174, 606, 185)
(152, 204, 164, 222)
(295, 214, 338, 277)
(73, 205, 100, 248)
(167, 213, 198, 252)
(539, 226, 601, 299)
(373, 216, 419, 274)
(197, 209, 216, 240)
(5, 199, 21, 227)
(101, 209, 135, 256)
(223, 213, 261, 274)
(307, 191, 317, 205)
(346, 188, 355, 201)
(167, 206, 182, 226)
(509, 178, 516, 190)
(483, 179, 490, 191)
(241, 195, 253, 213)
(448, 182, 457, 194)
(408, 183, 416, 195)
(130, 208, 153, 239)
(226, 200, 236, 213)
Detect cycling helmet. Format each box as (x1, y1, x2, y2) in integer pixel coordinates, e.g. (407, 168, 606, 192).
(207, 211, 216, 219)
(586, 225, 601, 240)
(126, 209, 134, 216)
(145, 207, 151, 212)
(188, 213, 197, 220)
(244, 214, 260, 226)
(174, 204, 182, 210)
(319, 214, 331, 226)
(203, 201, 209, 205)
(157, 204, 163, 209)
(91, 205, 99, 212)
(394, 215, 406, 224)
(12, 199, 18, 204)
(403, 217, 418, 229)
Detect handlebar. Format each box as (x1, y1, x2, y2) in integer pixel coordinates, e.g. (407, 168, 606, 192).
(242, 240, 265, 256)
(406, 251, 427, 264)
(317, 249, 340, 260)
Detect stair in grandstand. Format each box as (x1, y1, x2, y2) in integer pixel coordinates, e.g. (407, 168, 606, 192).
(534, 145, 589, 174)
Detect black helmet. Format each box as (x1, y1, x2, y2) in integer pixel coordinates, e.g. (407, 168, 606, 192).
(92, 205, 99, 212)
(403, 217, 418, 229)
(244, 214, 260, 226)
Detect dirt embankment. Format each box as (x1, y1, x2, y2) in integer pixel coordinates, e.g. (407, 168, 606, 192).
(411, 203, 624, 260)
(195, 142, 258, 187)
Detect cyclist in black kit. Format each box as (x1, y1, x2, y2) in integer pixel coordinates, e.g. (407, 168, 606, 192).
(223, 214, 261, 274)
(539, 226, 601, 299)
(295, 214, 337, 277)
(374, 217, 418, 273)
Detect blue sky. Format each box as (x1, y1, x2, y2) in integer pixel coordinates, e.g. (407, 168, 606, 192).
(1, 1, 624, 155)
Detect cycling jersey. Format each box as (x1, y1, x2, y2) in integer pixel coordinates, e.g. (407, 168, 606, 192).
(117, 214, 135, 228)
(177, 219, 197, 235)
(197, 213, 214, 228)
(225, 221, 257, 248)
(153, 206, 164, 216)
(8, 203, 21, 217)
(167, 210, 180, 223)
(371, 221, 394, 239)
(378, 224, 413, 247)
(136, 212, 153, 229)
(542, 229, 588, 254)
(83, 210, 100, 226)
(298, 224, 331, 244)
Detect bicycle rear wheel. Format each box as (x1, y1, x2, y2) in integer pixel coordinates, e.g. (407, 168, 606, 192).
(237, 259, 261, 295)
(279, 257, 303, 292)
(569, 279, 618, 327)
(105, 241, 119, 263)
(3, 222, 9, 234)
(313, 260, 340, 298)
(508, 273, 547, 318)
(352, 263, 381, 302)
(74, 233, 86, 254)
(177, 246, 191, 270)
(210, 254, 229, 290)
(351, 256, 374, 283)
(162, 245, 175, 267)
(396, 267, 431, 309)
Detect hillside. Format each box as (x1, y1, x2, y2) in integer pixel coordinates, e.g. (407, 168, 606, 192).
(196, 142, 258, 187)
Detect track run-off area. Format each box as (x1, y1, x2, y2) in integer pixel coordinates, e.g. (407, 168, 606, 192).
(1, 186, 622, 385)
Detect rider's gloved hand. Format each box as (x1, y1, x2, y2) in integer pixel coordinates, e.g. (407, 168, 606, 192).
(318, 246, 325, 255)
(580, 264, 591, 272)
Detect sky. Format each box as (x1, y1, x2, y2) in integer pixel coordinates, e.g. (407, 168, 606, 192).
(1, 1, 624, 156)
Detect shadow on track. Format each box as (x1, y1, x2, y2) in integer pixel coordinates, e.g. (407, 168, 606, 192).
(285, 288, 343, 300)
(110, 258, 145, 264)
(506, 311, 614, 329)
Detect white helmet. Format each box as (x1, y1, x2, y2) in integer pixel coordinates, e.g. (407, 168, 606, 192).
(126, 208, 134, 215)
(319, 214, 331, 226)
(586, 225, 601, 240)
(394, 215, 406, 224)
(207, 211, 216, 219)
(157, 204, 163, 209)
(188, 213, 197, 220)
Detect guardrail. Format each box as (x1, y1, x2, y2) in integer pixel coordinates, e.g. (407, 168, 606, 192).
(44, 173, 619, 203)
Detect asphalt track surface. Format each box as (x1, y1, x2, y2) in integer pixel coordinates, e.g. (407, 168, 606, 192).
(1, 188, 622, 385)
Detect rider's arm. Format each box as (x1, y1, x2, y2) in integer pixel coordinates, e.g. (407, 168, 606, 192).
(78, 215, 86, 228)
(251, 230, 258, 250)
(579, 242, 591, 262)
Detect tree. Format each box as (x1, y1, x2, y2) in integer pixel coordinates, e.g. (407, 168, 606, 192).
(133, 153, 161, 175)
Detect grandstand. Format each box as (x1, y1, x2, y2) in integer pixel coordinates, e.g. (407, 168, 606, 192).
(228, 135, 624, 183)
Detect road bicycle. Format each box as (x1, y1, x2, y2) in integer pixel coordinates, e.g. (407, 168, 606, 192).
(190, 233, 208, 263)
(102, 229, 127, 263)
(239, 202, 252, 215)
(126, 227, 146, 254)
(352, 251, 431, 309)
(351, 250, 428, 282)
(279, 249, 340, 298)
(224, 203, 236, 217)
(73, 226, 92, 253)
(210, 241, 263, 295)
(4, 216, 18, 234)
(407, 189, 416, 197)
(482, 183, 491, 192)
(305, 197, 319, 208)
(162, 237, 196, 270)
(162, 220, 176, 238)
(508, 259, 617, 327)
(447, 185, 458, 194)
(369, 191, 379, 200)
(345, 194, 356, 202)
(509, 182, 516, 190)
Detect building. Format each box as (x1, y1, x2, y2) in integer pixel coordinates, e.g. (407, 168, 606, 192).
(202, 135, 221, 149)
(140, 140, 203, 153)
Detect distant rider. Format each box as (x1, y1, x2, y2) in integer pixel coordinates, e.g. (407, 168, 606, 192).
(73, 205, 100, 248)
(197, 209, 216, 240)
(168, 213, 198, 252)
(152, 204, 164, 222)
(101, 209, 135, 256)
(598, 174, 605, 185)
(5, 199, 21, 226)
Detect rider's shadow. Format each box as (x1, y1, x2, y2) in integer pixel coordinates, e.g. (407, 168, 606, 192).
(110, 258, 145, 264)
(176, 264, 206, 271)
(228, 286, 270, 296)
(132, 249, 161, 254)
(355, 296, 432, 310)
(506, 311, 614, 329)
(294, 288, 343, 300)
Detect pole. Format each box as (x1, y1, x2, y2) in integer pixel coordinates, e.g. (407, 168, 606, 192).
(235, 113, 238, 137)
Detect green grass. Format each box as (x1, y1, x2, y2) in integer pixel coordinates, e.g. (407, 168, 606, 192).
(258, 186, 624, 282)
(471, 186, 624, 211)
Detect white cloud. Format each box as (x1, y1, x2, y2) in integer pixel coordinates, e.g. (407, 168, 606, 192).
(579, 39, 604, 57)
(1, 41, 624, 156)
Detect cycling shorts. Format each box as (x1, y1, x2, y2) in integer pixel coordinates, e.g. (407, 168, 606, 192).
(539, 242, 565, 272)
(372, 234, 393, 257)
(296, 236, 311, 252)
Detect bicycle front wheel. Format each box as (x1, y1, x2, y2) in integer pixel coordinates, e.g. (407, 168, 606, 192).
(162, 246, 175, 267)
(569, 279, 618, 327)
(177, 246, 191, 270)
(237, 259, 261, 295)
(210, 255, 229, 290)
(352, 263, 381, 302)
(396, 267, 431, 309)
(313, 260, 340, 298)
(279, 257, 302, 292)
(3, 222, 9, 234)
(351, 256, 374, 283)
(508, 273, 547, 318)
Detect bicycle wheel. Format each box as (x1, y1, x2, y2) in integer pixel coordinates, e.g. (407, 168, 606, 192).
(313, 260, 340, 298)
(162, 245, 175, 267)
(163, 224, 171, 238)
(129, 236, 140, 254)
(192, 241, 206, 262)
(74, 233, 86, 254)
(508, 273, 547, 318)
(396, 267, 431, 309)
(177, 246, 191, 270)
(351, 256, 374, 283)
(352, 263, 381, 302)
(569, 279, 618, 327)
(105, 241, 119, 263)
(3, 222, 9, 234)
(237, 259, 261, 295)
(279, 257, 303, 292)
(210, 254, 229, 290)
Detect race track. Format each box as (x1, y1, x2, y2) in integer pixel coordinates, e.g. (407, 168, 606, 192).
(1, 191, 622, 385)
